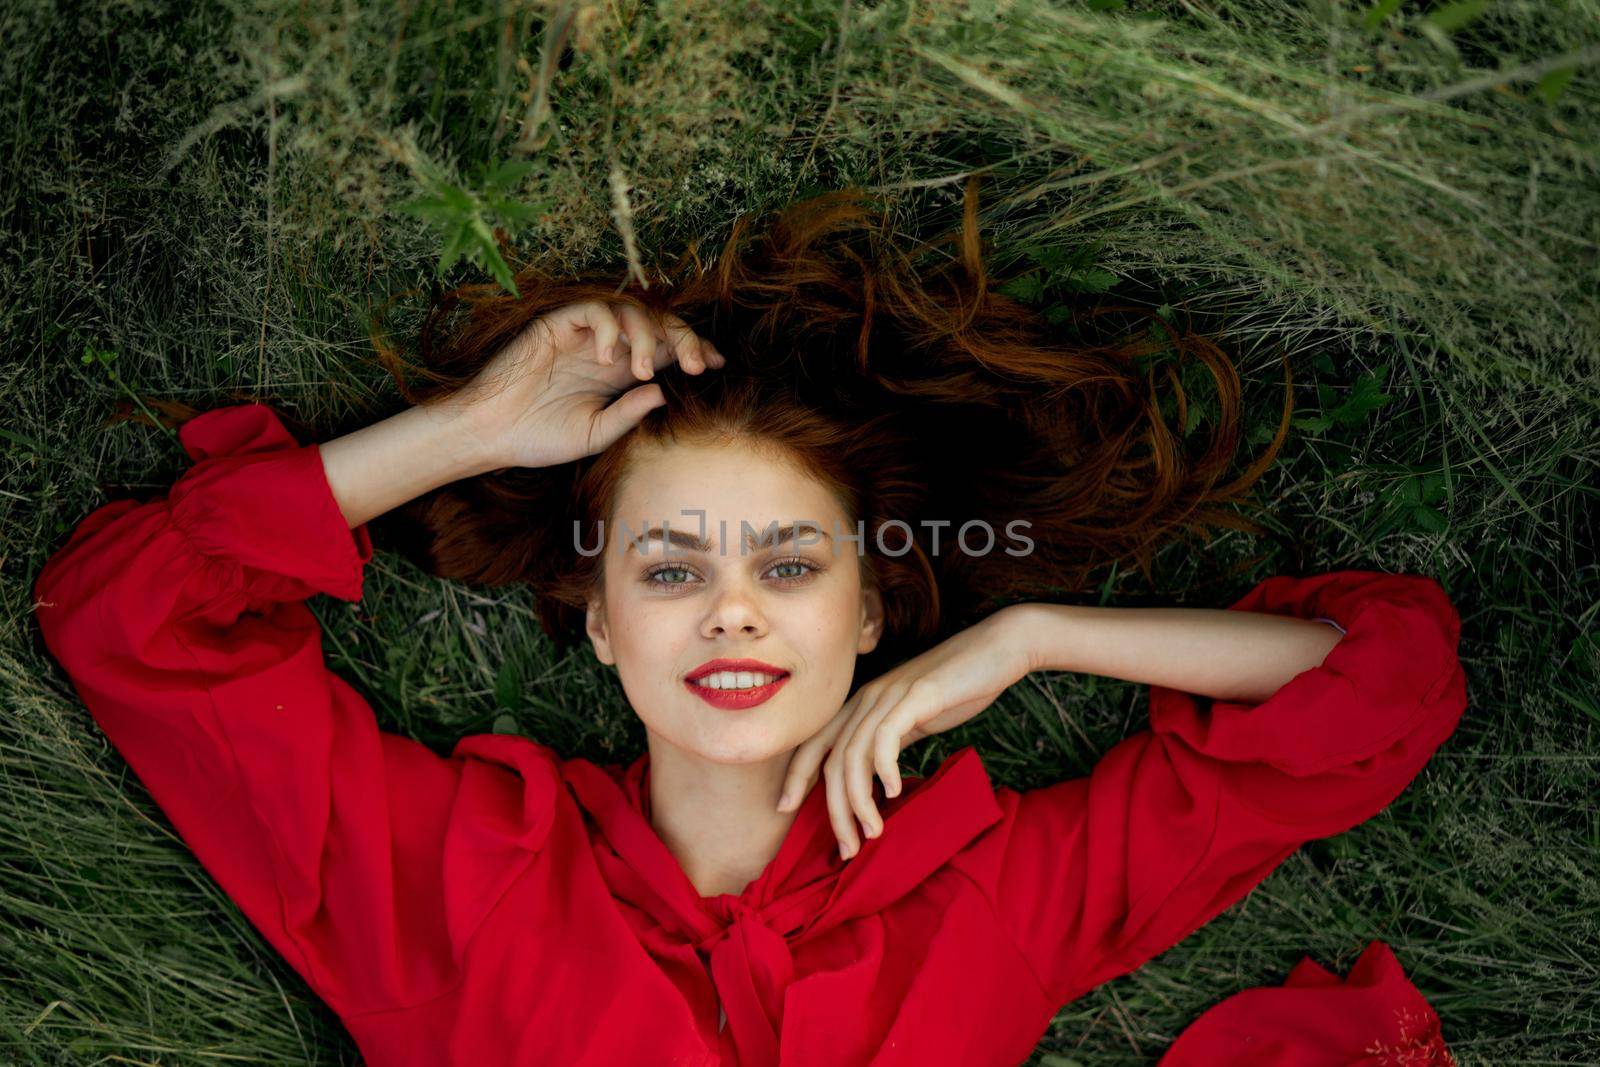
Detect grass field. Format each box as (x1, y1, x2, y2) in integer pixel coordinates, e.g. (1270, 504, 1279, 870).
(3, 1, 1598, 1063)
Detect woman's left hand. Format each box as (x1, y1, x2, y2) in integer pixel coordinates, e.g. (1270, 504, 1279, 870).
(777, 604, 1036, 859)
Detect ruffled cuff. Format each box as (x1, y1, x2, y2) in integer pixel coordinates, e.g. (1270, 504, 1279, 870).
(167, 403, 373, 603)
(1148, 571, 1464, 778)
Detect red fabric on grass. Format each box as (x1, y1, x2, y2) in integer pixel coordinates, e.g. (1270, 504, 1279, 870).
(33, 403, 1467, 1066)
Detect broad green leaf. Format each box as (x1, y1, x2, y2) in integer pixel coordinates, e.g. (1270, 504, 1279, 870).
(999, 272, 1045, 303)
(485, 195, 548, 229)
(1065, 267, 1117, 293)
(481, 157, 538, 192)
(494, 660, 521, 709)
(1329, 365, 1394, 426)
(1420, 471, 1449, 503)
(394, 195, 460, 225)
(1292, 414, 1334, 433)
(437, 219, 472, 276)
(1410, 505, 1448, 533)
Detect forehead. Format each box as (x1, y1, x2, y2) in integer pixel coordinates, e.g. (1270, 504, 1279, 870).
(611, 438, 848, 544)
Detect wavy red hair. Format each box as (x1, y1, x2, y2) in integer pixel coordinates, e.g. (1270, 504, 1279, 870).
(93, 175, 1292, 675)
(353, 179, 1287, 679)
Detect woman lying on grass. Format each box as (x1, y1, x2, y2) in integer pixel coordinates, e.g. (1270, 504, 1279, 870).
(34, 184, 1466, 1065)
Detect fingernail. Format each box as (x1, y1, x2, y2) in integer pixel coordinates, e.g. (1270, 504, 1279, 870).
(839, 842, 852, 860)
(776, 791, 792, 812)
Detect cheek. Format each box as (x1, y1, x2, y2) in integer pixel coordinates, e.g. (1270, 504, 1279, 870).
(607, 597, 677, 669)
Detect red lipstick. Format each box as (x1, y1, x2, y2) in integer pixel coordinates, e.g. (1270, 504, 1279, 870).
(684, 658, 792, 710)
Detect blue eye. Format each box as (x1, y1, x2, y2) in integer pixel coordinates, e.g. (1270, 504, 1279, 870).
(645, 565, 695, 586)
(640, 557, 822, 588)
(768, 558, 814, 582)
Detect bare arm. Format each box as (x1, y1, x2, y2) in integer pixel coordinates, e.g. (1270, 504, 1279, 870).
(1011, 601, 1344, 705)
(318, 399, 497, 530)
(319, 300, 726, 530)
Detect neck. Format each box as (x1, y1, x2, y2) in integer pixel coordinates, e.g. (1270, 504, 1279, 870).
(645, 731, 800, 899)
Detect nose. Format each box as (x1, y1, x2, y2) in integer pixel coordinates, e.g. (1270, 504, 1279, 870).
(700, 579, 768, 639)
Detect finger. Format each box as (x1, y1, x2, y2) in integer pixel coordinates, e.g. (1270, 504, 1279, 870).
(627, 317, 655, 383)
(829, 687, 888, 855)
(776, 745, 815, 813)
(875, 690, 937, 797)
(588, 383, 665, 454)
(653, 310, 707, 374)
(657, 313, 711, 375)
(874, 716, 904, 800)
(779, 698, 853, 812)
(824, 749, 859, 860)
(613, 303, 666, 381)
(575, 302, 622, 365)
(777, 734, 825, 813)
(844, 704, 895, 839)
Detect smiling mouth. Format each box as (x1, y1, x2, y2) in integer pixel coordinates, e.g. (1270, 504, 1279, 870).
(687, 669, 791, 691)
(682, 669, 793, 710)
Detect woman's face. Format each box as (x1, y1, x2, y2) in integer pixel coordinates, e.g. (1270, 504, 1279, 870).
(585, 436, 884, 764)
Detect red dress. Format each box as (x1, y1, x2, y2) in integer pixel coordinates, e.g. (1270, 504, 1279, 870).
(33, 404, 1468, 1066)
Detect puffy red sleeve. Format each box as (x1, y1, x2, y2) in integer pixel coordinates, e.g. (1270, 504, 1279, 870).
(31, 403, 558, 1017)
(967, 571, 1467, 1008)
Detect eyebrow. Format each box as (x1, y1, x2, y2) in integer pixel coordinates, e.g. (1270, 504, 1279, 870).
(624, 524, 834, 556)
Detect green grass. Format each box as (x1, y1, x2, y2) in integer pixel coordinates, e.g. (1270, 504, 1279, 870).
(3, 0, 1597, 1062)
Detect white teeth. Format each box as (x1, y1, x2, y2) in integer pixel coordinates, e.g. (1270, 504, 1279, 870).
(694, 670, 781, 690)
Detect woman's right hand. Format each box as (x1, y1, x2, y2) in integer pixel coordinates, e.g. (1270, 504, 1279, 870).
(448, 301, 727, 470)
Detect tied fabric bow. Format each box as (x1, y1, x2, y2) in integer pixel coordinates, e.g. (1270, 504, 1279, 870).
(559, 746, 1003, 1067)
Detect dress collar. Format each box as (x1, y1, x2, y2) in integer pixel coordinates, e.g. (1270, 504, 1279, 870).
(447, 737, 1005, 1067)
(557, 743, 1005, 947)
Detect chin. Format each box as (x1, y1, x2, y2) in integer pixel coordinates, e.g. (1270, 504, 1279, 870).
(687, 733, 793, 766)
(672, 718, 807, 765)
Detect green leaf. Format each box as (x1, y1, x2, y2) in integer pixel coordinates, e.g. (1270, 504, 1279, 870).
(1329, 365, 1394, 426)
(1535, 65, 1577, 106)
(1363, 0, 1405, 31)
(492, 712, 521, 735)
(1422, 0, 1488, 33)
(480, 157, 538, 192)
(1086, 0, 1124, 11)
(999, 272, 1045, 303)
(1044, 304, 1075, 325)
(1400, 476, 1422, 505)
(1292, 414, 1334, 433)
(485, 194, 548, 230)
(494, 660, 521, 709)
(1420, 471, 1449, 504)
(393, 195, 460, 226)
(474, 219, 521, 299)
(1064, 267, 1117, 294)
(1410, 504, 1448, 533)
(437, 220, 472, 276)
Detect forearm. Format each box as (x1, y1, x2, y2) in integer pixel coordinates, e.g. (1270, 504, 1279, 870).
(318, 399, 501, 530)
(1012, 601, 1343, 705)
